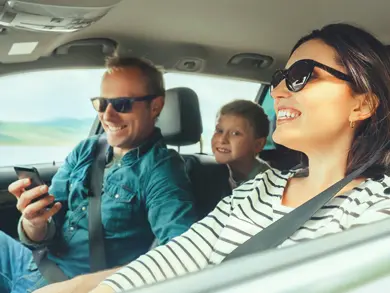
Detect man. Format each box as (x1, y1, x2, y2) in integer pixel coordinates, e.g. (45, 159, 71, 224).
(3, 56, 197, 293)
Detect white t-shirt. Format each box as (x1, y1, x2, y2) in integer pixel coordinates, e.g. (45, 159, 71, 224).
(102, 168, 390, 292)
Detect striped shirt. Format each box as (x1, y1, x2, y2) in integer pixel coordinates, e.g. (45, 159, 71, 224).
(102, 168, 390, 292)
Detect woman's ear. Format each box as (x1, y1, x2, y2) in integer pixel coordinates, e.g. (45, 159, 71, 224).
(349, 94, 379, 122)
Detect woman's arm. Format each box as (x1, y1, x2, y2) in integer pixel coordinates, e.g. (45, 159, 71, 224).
(93, 196, 233, 292)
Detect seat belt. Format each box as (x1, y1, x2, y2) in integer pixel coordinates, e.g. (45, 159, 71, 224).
(223, 161, 375, 262)
(32, 248, 68, 283)
(32, 135, 108, 282)
(88, 135, 108, 272)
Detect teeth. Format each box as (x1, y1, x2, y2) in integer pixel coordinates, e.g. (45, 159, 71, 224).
(277, 110, 300, 119)
(217, 147, 230, 153)
(107, 125, 126, 131)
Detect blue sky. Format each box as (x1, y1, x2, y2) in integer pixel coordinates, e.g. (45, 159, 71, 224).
(1, 69, 105, 122)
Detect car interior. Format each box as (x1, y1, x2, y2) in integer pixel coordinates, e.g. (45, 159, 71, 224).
(0, 0, 390, 292)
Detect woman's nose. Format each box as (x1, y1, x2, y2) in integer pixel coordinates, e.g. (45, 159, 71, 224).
(270, 79, 291, 100)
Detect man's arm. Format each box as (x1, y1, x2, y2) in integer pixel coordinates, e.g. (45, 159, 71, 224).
(18, 141, 81, 247)
(144, 152, 198, 244)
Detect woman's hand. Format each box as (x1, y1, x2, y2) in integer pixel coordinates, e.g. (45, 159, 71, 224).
(32, 277, 82, 293)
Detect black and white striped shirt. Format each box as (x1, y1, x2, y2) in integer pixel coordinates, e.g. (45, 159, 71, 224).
(101, 168, 390, 292)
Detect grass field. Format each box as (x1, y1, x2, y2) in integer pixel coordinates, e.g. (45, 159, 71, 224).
(0, 118, 93, 146)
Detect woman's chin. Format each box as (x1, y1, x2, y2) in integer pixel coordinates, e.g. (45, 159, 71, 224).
(272, 130, 300, 149)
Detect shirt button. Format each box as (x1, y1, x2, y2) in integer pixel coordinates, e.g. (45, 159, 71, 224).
(115, 194, 120, 199)
(70, 184, 73, 188)
(82, 207, 86, 211)
(70, 226, 74, 231)
(384, 187, 390, 195)
(118, 163, 122, 167)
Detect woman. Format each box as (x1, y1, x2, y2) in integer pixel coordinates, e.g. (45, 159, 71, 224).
(35, 23, 390, 293)
(211, 100, 270, 190)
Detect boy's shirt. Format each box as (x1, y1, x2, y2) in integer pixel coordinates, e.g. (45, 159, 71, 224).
(228, 158, 270, 190)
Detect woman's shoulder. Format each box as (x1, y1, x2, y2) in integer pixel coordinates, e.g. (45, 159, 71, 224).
(241, 167, 292, 188)
(345, 174, 390, 215)
(344, 174, 390, 227)
(231, 168, 291, 202)
(360, 174, 390, 196)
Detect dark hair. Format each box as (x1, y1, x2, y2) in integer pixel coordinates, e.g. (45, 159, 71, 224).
(218, 100, 270, 139)
(105, 55, 165, 97)
(291, 23, 390, 176)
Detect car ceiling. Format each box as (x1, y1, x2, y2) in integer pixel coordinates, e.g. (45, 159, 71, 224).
(0, 0, 389, 83)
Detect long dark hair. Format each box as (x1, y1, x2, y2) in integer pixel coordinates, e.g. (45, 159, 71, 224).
(291, 23, 390, 177)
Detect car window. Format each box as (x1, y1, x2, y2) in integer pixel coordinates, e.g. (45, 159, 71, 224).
(260, 88, 276, 150)
(0, 69, 105, 168)
(164, 73, 263, 154)
(0, 70, 267, 168)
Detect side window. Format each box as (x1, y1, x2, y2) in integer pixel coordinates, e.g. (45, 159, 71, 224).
(260, 88, 276, 150)
(164, 73, 262, 154)
(0, 69, 105, 167)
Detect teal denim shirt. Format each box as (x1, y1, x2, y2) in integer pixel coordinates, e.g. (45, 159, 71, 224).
(19, 128, 197, 278)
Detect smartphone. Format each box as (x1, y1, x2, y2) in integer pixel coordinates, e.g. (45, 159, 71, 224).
(14, 166, 53, 207)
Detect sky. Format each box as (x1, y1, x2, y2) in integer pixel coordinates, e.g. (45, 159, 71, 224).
(1, 69, 105, 122)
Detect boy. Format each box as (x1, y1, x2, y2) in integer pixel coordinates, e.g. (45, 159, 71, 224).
(211, 100, 270, 189)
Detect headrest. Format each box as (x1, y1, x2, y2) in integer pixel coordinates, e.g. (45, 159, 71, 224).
(157, 87, 203, 146)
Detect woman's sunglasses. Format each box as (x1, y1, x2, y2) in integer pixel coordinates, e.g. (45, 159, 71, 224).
(90, 95, 158, 113)
(271, 59, 353, 92)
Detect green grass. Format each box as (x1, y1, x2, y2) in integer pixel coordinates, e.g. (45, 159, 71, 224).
(0, 118, 94, 146)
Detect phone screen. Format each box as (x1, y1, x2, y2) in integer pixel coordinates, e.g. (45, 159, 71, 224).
(14, 166, 52, 205)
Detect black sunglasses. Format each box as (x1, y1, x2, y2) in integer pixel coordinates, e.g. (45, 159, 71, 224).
(90, 95, 158, 113)
(271, 59, 353, 92)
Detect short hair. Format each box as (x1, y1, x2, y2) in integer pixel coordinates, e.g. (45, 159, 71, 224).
(218, 100, 270, 138)
(105, 55, 165, 97)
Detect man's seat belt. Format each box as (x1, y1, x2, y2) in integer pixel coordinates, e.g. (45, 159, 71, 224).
(88, 135, 108, 272)
(223, 160, 376, 262)
(32, 135, 108, 283)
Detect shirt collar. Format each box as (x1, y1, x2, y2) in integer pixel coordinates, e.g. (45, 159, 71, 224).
(105, 127, 163, 164)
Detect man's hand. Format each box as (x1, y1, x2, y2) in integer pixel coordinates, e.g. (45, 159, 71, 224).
(8, 178, 62, 242)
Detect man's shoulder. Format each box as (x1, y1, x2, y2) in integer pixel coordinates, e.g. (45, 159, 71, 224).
(72, 135, 99, 153)
(65, 135, 100, 164)
(144, 139, 184, 167)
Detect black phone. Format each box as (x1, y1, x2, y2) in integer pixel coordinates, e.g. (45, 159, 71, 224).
(14, 166, 53, 207)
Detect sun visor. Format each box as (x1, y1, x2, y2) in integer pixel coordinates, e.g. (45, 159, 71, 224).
(0, 0, 123, 33)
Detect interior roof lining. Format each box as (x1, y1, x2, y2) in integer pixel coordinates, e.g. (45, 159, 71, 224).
(0, 0, 389, 82)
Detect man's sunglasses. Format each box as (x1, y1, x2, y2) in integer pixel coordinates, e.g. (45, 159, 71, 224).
(90, 95, 158, 113)
(271, 59, 353, 92)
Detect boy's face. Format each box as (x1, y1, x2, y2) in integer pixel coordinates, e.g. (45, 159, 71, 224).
(211, 114, 265, 165)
